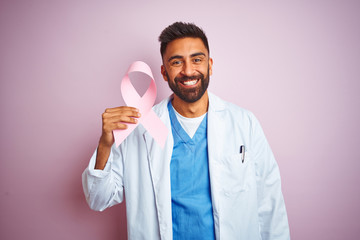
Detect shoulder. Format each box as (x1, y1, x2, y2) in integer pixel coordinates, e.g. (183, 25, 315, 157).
(208, 92, 266, 141)
(153, 95, 171, 116)
(209, 92, 257, 122)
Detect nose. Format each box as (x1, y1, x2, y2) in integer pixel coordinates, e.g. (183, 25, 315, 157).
(181, 60, 195, 76)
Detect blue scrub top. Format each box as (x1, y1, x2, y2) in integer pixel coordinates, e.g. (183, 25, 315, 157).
(168, 102, 215, 240)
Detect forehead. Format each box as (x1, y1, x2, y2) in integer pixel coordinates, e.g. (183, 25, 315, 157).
(164, 37, 208, 58)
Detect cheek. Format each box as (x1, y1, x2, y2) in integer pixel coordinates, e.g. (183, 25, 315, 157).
(168, 70, 181, 80)
(197, 64, 209, 74)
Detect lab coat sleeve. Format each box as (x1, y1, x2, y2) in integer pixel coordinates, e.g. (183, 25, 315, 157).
(250, 114, 290, 240)
(82, 142, 125, 211)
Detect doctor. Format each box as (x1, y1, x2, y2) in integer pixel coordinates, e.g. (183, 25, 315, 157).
(82, 22, 290, 240)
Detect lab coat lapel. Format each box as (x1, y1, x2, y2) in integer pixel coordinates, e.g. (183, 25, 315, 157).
(143, 97, 174, 239)
(207, 92, 227, 239)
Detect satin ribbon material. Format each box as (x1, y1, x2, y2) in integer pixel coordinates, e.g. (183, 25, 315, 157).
(113, 61, 168, 148)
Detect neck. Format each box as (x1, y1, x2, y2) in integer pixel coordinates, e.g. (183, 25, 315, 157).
(171, 91, 209, 118)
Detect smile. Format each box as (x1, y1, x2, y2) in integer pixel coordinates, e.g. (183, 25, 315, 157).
(181, 79, 199, 86)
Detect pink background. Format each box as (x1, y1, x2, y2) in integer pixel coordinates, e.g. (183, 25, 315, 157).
(1, 0, 359, 239)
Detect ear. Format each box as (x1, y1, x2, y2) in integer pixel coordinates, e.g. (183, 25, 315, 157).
(208, 58, 213, 76)
(161, 65, 168, 82)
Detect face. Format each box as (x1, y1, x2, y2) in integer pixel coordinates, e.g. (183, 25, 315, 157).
(161, 37, 213, 103)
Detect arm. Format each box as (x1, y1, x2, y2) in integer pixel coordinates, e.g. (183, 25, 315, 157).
(82, 106, 140, 211)
(250, 114, 290, 239)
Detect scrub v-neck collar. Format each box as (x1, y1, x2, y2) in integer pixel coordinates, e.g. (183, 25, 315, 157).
(167, 101, 207, 144)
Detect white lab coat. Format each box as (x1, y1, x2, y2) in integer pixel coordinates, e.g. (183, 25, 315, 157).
(82, 92, 290, 240)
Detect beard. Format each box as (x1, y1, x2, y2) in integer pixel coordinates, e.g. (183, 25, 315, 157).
(165, 67, 210, 103)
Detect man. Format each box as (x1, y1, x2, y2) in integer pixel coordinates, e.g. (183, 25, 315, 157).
(82, 22, 290, 240)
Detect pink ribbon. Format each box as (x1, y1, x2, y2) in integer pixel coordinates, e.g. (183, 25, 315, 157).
(113, 61, 168, 148)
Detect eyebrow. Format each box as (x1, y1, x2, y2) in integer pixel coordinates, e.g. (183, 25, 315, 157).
(167, 52, 206, 62)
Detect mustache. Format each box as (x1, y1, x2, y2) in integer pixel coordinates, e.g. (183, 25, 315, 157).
(175, 73, 204, 83)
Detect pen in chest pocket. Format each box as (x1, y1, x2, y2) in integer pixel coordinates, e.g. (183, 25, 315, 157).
(240, 145, 245, 163)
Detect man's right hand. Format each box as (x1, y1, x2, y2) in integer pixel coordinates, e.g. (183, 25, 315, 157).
(95, 106, 141, 170)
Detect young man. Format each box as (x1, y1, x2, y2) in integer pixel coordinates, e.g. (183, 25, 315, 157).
(82, 22, 290, 240)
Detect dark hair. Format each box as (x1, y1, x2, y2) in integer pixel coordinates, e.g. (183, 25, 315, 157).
(158, 22, 209, 59)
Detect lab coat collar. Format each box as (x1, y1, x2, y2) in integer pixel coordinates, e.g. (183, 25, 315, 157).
(207, 92, 226, 239)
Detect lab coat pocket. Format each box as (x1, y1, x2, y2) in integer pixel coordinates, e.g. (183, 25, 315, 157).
(219, 153, 255, 196)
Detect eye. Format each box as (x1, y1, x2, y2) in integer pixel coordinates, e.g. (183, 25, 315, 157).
(171, 60, 182, 66)
(193, 58, 203, 64)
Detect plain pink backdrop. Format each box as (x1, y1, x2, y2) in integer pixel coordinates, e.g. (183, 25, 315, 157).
(1, 0, 359, 239)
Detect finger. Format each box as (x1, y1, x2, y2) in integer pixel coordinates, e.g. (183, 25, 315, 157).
(104, 106, 139, 113)
(102, 110, 141, 119)
(105, 115, 139, 124)
(103, 122, 129, 133)
(113, 122, 129, 130)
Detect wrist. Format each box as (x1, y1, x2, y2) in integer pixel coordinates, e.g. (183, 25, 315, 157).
(98, 133, 113, 148)
(95, 135, 112, 170)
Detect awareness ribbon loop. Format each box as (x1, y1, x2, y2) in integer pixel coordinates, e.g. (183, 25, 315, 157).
(113, 61, 168, 148)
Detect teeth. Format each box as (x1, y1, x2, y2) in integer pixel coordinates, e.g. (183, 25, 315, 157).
(183, 79, 198, 86)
